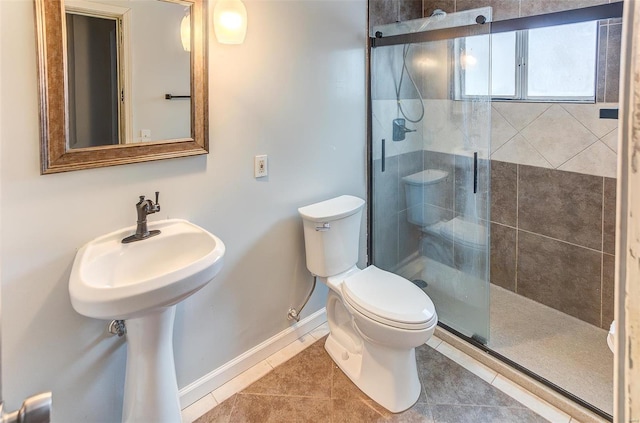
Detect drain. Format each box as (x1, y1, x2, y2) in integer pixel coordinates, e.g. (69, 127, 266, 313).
(412, 279, 428, 289)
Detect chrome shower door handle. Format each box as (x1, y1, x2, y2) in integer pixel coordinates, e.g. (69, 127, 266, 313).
(473, 152, 478, 194)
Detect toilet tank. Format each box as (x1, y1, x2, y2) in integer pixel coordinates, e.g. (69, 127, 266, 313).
(298, 195, 365, 277)
(402, 169, 449, 227)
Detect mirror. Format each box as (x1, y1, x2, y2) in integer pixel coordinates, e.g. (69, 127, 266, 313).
(34, 0, 208, 174)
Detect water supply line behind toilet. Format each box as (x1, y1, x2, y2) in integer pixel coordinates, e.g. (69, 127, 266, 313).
(287, 275, 317, 322)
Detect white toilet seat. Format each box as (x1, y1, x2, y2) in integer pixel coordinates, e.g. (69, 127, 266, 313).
(342, 266, 437, 330)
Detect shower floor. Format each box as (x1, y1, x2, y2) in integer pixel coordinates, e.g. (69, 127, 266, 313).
(489, 284, 613, 416)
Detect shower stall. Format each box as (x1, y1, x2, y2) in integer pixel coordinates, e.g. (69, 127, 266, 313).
(369, 3, 622, 420)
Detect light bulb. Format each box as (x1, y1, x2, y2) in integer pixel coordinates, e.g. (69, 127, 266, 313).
(220, 11, 242, 30)
(214, 0, 247, 44)
(180, 14, 191, 52)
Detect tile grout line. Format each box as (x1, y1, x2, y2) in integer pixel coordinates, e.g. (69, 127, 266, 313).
(489, 372, 498, 385)
(490, 104, 519, 155)
(491, 220, 517, 230)
(517, 128, 555, 169)
(490, 133, 518, 158)
(491, 375, 571, 423)
(435, 340, 498, 384)
(435, 338, 567, 422)
(601, 177, 605, 328)
(560, 104, 612, 142)
(554, 139, 598, 170)
(516, 226, 604, 254)
(600, 127, 618, 154)
(189, 321, 328, 420)
(515, 164, 519, 293)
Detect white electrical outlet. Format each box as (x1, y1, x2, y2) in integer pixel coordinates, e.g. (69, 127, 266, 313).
(254, 155, 268, 178)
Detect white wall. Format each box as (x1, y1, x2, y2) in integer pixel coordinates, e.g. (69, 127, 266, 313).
(126, 0, 191, 142)
(0, 0, 367, 421)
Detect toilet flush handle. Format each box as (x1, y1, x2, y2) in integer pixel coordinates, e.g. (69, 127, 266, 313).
(315, 222, 331, 231)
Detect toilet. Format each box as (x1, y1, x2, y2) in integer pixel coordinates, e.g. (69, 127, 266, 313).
(403, 169, 486, 264)
(403, 169, 450, 228)
(298, 195, 438, 413)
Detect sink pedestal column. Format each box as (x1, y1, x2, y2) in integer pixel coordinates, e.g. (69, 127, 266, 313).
(122, 306, 181, 423)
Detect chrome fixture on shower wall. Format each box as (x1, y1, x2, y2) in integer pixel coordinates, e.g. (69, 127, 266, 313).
(392, 118, 415, 141)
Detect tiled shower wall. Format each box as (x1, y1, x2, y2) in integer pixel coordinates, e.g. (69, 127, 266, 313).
(374, 152, 617, 329)
(491, 102, 618, 178)
(491, 161, 616, 329)
(370, 0, 621, 329)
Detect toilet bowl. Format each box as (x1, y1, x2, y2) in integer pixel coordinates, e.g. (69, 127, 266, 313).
(299, 195, 438, 413)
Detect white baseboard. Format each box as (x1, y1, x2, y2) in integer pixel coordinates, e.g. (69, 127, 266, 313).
(178, 308, 327, 408)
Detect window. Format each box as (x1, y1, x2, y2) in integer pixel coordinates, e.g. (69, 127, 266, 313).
(456, 21, 598, 102)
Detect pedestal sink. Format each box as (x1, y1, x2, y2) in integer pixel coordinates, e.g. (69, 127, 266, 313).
(69, 219, 225, 423)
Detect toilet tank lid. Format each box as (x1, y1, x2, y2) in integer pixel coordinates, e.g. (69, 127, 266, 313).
(298, 195, 365, 222)
(402, 169, 448, 186)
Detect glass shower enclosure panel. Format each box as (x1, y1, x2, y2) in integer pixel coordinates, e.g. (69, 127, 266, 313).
(370, 10, 492, 342)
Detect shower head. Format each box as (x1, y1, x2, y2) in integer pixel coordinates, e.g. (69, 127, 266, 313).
(415, 8, 447, 31)
(431, 9, 447, 19)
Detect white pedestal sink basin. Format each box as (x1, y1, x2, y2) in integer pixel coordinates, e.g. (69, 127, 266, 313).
(69, 219, 225, 423)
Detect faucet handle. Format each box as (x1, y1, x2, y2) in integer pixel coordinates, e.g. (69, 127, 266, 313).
(138, 195, 145, 203)
(154, 191, 161, 212)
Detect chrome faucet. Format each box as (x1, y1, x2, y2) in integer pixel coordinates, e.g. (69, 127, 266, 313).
(122, 192, 161, 243)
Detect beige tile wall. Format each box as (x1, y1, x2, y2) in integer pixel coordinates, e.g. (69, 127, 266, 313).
(492, 102, 618, 178)
(369, 0, 622, 178)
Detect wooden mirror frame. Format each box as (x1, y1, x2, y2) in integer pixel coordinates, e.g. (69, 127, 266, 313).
(34, 0, 208, 174)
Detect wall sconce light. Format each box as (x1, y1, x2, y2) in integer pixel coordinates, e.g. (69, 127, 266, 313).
(213, 0, 247, 44)
(180, 11, 191, 52)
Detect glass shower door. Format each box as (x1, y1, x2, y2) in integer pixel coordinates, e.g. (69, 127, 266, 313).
(370, 11, 492, 342)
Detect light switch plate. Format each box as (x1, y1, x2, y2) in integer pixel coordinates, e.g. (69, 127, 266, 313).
(254, 155, 268, 178)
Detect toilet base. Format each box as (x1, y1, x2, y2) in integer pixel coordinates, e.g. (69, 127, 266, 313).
(325, 333, 422, 413)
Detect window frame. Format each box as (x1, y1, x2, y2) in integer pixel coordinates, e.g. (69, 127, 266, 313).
(455, 21, 599, 103)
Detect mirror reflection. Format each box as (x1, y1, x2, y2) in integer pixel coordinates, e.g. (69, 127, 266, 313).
(35, 0, 207, 174)
(65, 0, 191, 149)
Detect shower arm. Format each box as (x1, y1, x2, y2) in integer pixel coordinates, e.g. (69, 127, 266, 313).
(287, 276, 317, 322)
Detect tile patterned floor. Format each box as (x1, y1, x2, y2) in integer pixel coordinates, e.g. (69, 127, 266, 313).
(194, 336, 550, 423)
